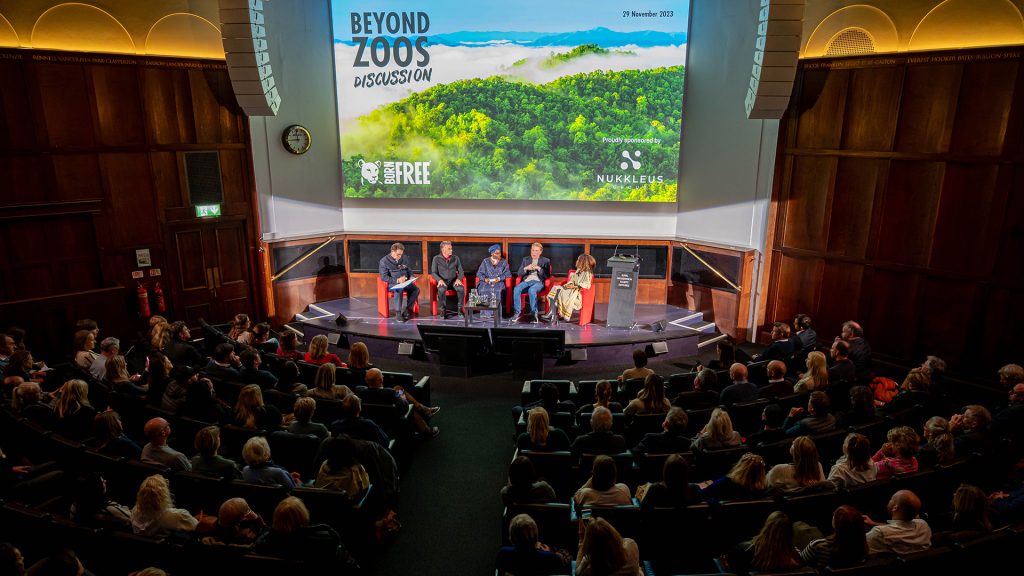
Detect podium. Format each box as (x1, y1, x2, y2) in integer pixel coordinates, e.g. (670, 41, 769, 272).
(606, 254, 640, 328)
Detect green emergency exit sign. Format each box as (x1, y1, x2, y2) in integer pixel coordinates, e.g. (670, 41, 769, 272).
(195, 204, 221, 218)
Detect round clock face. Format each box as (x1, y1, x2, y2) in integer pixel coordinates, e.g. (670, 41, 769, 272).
(282, 124, 311, 155)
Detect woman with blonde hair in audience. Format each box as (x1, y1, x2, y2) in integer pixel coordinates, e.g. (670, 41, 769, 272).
(690, 407, 743, 451)
(700, 453, 769, 504)
(624, 374, 671, 417)
(917, 415, 956, 468)
(130, 474, 198, 537)
(517, 407, 571, 452)
(255, 496, 360, 569)
(828, 433, 876, 488)
(724, 510, 801, 575)
(228, 314, 251, 341)
(303, 334, 346, 367)
(767, 436, 826, 491)
(241, 436, 297, 489)
(308, 363, 352, 401)
(234, 384, 282, 430)
(105, 354, 146, 396)
(53, 379, 96, 440)
(575, 517, 642, 576)
(794, 351, 829, 393)
(574, 455, 632, 508)
(72, 330, 98, 370)
(872, 425, 919, 479)
(149, 318, 171, 352)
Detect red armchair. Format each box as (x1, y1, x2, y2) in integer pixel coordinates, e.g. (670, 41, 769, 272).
(377, 278, 420, 318)
(428, 276, 468, 315)
(513, 274, 553, 315)
(567, 268, 596, 326)
(476, 276, 513, 315)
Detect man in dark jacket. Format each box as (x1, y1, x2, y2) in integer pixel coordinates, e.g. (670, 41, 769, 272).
(571, 407, 626, 456)
(165, 321, 205, 369)
(429, 240, 465, 318)
(512, 242, 552, 320)
(237, 348, 278, 390)
(379, 242, 419, 322)
(632, 407, 691, 455)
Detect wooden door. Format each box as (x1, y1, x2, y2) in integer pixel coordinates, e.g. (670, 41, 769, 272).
(168, 218, 254, 326)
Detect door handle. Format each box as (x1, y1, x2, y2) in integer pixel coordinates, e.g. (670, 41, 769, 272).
(212, 266, 222, 289)
(206, 267, 218, 298)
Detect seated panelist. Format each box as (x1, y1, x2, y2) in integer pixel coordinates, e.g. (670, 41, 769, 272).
(379, 242, 419, 322)
(512, 242, 552, 320)
(476, 244, 511, 313)
(429, 240, 465, 317)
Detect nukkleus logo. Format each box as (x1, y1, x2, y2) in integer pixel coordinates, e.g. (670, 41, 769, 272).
(620, 150, 642, 170)
(357, 159, 432, 185)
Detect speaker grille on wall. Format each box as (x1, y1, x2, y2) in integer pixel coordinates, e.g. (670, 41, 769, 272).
(652, 319, 668, 333)
(183, 151, 224, 206)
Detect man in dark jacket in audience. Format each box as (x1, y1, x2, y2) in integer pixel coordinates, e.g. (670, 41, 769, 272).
(237, 348, 278, 390)
(758, 360, 793, 399)
(720, 363, 758, 407)
(202, 343, 241, 380)
(330, 394, 389, 447)
(165, 321, 205, 369)
(571, 407, 626, 456)
(673, 368, 720, 409)
(755, 322, 795, 362)
(631, 407, 691, 455)
(838, 320, 872, 384)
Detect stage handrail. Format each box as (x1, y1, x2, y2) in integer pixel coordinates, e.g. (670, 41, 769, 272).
(680, 243, 741, 292)
(270, 236, 336, 281)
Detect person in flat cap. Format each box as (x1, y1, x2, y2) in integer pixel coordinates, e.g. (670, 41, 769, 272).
(476, 244, 511, 318)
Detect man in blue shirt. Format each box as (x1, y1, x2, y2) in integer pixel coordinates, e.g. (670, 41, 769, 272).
(512, 242, 552, 321)
(379, 242, 419, 322)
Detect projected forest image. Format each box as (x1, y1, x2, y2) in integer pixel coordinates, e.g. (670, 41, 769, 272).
(333, 2, 688, 202)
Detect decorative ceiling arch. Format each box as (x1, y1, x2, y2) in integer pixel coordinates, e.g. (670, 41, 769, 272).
(0, 13, 19, 48)
(909, 0, 1024, 51)
(31, 2, 134, 54)
(804, 4, 898, 58)
(146, 13, 223, 59)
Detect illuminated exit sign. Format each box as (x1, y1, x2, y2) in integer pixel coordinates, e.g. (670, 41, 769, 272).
(195, 204, 221, 218)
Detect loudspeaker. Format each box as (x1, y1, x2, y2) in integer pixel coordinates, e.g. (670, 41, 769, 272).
(745, 0, 805, 119)
(650, 341, 669, 355)
(334, 314, 348, 326)
(652, 319, 668, 333)
(397, 341, 414, 355)
(570, 348, 588, 361)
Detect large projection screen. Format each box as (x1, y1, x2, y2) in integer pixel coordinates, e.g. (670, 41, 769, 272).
(332, 1, 689, 203)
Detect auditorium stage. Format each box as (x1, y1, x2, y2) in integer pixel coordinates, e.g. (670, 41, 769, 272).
(288, 297, 718, 374)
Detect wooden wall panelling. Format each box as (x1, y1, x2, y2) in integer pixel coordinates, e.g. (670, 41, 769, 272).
(35, 62, 96, 148)
(861, 268, 918, 361)
(826, 157, 885, 258)
(151, 151, 184, 210)
(874, 160, 944, 266)
(219, 149, 248, 205)
(770, 254, 820, 329)
(979, 287, 1024, 371)
(100, 153, 161, 246)
(89, 64, 145, 147)
(840, 66, 903, 151)
(893, 64, 961, 154)
(782, 155, 835, 252)
(795, 68, 849, 149)
(52, 154, 103, 202)
(140, 67, 195, 145)
(816, 261, 864, 339)
(0, 60, 35, 150)
(928, 163, 1000, 275)
(1002, 64, 1024, 156)
(188, 69, 242, 144)
(0, 156, 49, 205)
(914, 277, 976, 367)
(949, 61, 1019, 156)
(993, 165, 1024, 288)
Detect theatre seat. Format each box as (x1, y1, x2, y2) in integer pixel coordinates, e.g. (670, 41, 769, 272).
(513, 274, 553, 315)
(377, 278, 420, 318)
(567, 268, 596, 325)
(428, 276, 468, 315)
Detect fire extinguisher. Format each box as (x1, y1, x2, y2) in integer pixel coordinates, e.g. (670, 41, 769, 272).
(153, 282, 166, 314)
(137, 283, 151, 318)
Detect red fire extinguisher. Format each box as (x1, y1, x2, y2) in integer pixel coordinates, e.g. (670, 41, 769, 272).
(137, 283, 151, 318)
(153, 282, 166, 314)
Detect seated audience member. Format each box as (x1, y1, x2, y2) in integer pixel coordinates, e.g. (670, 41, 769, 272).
(144, 351, 174, 405)
(304, 334, 346, 367)
(287, 397, 329, 439)
(672, 367, 720, 409)
(767, 436, 826, 491)
(130, 474, 198, 537)
(993, 383, 1024, 442)
(517, 382, 576, 424)
(878, 367, 932, 415)
(631, 407, 690, 455)
(234, 384, 283, 431)
(699, 453, 769, 504)
(708, 339, 737, 371)
(838, 320, 873, 384)
(275, 331, 303, 361)
(917, 416, 956, 469)
(794, 351, 829, 393)
(800, 505, 866, 569)
(0, 333, 15, 371)
(164, 321, 205, 369)
(199, 497, 266, 547)
(228, 313, 251, 341)
(362, 367, 439, 438)
(52, 379, 96, 441)
(0, 542, 25, 576)
(11, 381, 51, 421)
(309, 362, 352, 401)
(792, 313, 816, 351)
(315, 435, 370, 504)
(517, 407, 571, 452)
(932, 484, 993, 545)
(275, 360, 308, 395)
(70, 472, 131, 528)
(872, 426, 919, 480)
(161, 365, 196, 414)
(690, 408, 742, 451)
(330, 394, 389, 446)
(755, 322, 795, 362)
(241, 436, 297, 489)
(864, 489, 931, 556)
(827, 339, 857, 386)
(571, 407, 627, 456)
(782, 391, 837, 436)
(105, 354, 147, 396)
(72, 329, 99, 370)
(500, 456, 556, 506)
(148, 316, 171, 352)
(203, 343, 242, 380)
(24, 548, 93, 576)
(237, 348, 279, 389)
(495, 513, 567, 576)
(576, 380, 624, 420)
(346, 341, 374, 378)
(638, 454, 702, 511)
(255, 496, 360, 569)
(575, 517, 642, 576)
(245, 322, 278, 351)
(88, 410, 142, 460)
(623, 374, 671, 417)
(190, 426, 241, 479)
(140, 417, 192, 472)
(88, 336, 119, 382)
(835, 385, 880, 428)
(758, 360, 792, 399)
(723, 511, 801, 575)
(998, 363, 1024, 390)
(183, 376, 231, 424)
(3, 349, 43, 387)
(828, 433, 876, 488)
(720, 363, 758, 407)
(745, 404, 788, 446)
(618, 349, 655, 384)
(988, 483, 1024, 523)
(950, 404, 993, 457)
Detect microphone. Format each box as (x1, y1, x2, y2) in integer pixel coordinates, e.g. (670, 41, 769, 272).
(613, 245, 619, 257)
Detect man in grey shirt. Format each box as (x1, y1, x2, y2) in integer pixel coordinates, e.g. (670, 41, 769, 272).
(141, 417, 191, 472)
(429, 240, 465, 317)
